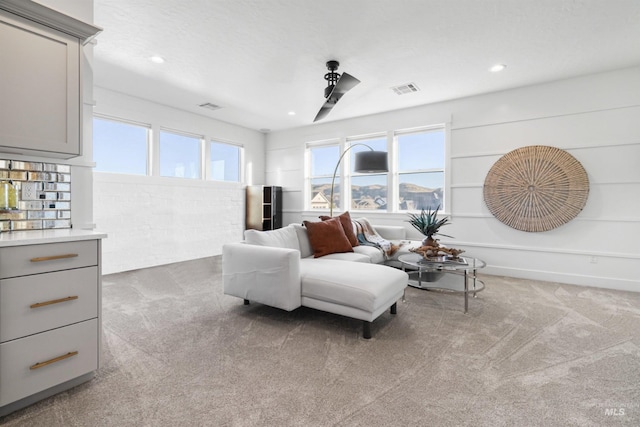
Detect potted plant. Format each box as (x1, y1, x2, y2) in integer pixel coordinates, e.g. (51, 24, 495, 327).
(406, 205, 452, 247)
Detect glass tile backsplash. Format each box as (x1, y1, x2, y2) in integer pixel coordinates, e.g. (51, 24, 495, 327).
(0, 159, 71, 231)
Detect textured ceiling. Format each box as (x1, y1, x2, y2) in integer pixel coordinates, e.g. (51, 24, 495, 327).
(93, 0, 640, 132)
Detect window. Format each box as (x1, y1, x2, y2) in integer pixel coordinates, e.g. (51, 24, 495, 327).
(396, 129, 445, 211)
(305, 125, 446, 213)
(93, 117, 148, 175)
(93, 114, 246, 182)
(349, 136, 388, 211)
(159, 130, 201, 179)
(308, 143, 340, 210)
(210, 141, 242, 182)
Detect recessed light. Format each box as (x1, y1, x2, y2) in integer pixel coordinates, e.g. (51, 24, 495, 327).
(150, 55, 165, 64)
(288, 111, 296, 116)
(490, 64, 506, 72)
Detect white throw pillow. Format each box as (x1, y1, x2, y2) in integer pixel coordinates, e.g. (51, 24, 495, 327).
(244, 225, 300, 252)
(292, 223, 313, 258)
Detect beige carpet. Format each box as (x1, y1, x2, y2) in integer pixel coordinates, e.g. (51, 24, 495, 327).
(2, 256, 639, 426)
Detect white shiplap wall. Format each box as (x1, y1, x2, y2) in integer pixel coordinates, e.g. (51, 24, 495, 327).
(264, 66, 640, 292)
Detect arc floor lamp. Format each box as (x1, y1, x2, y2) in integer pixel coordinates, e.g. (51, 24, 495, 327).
(329, 144, 389, 216)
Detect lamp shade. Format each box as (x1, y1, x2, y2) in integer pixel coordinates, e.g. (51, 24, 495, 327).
(354, 151, 388, 173)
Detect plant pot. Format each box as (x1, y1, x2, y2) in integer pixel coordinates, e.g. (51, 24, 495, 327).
(421, 236, 438, 247)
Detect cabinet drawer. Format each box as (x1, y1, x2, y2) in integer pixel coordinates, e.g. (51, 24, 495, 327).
(0, 319, 98, 406)
(0, 240, 97, 279)
(0, 267, 98, 343)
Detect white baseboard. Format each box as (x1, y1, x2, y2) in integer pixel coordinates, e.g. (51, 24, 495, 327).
(483, 265, 639, 293)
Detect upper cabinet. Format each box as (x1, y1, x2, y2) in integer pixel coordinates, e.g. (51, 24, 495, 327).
(0, 1, 101, 159)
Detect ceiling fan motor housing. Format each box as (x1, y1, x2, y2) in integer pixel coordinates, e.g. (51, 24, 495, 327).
(324, 60, 340, 100)
(326, 60, 339, 71)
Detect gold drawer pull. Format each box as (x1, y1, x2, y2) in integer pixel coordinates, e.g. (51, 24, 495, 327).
(30, 351, 79, 370)
(30, 296, 79, 309)
(30, 253, 79, 262)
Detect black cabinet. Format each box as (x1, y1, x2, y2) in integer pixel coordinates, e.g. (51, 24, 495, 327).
(246, 185, 282, 230)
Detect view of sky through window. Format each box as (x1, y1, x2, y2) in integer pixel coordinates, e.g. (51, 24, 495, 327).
(93, 117, 148, 175)
(311, 145, 340, 176)
(94, 118, 244, 182)
(210, 141, 241, 182)
(397, 130, 445, 210)
(398, 131, 444, 171)
(159, 131, 201, 179)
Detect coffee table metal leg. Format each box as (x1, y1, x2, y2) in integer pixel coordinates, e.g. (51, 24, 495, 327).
(464, 270, 468, 313)
(402, 266, 406, 302)
(473, 268, 477, 298)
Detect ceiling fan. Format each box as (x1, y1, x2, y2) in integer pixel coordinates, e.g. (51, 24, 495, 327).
(313, 60, 361, 122)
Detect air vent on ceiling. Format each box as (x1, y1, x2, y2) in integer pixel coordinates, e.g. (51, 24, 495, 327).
(391, 83, 420, 95)
(199, 102, 222, 111)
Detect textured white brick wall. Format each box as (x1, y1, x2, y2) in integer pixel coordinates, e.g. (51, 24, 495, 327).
(92, 87, 265, 274)
(94, 172, 244, 274)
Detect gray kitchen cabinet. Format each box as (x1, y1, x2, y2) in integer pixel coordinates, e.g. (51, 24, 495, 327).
(0, 1, 101, 159)
(0, 232, 105, 417)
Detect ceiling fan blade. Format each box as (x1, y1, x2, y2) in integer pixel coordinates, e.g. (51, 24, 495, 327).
(313, 72, 361, 122)
(313, 102, 334, 122)
(331, 72, 360, 97)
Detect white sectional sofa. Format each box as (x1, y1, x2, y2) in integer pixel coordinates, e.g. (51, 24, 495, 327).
(223, 221, 421, 338)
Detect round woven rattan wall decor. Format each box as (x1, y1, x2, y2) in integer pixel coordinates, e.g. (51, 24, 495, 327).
(483, 145, 589, 232)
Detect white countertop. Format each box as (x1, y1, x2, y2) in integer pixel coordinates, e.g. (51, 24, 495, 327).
(0, 229, 107, 247)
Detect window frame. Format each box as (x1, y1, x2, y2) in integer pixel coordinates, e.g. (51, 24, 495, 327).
(346, 133, 389, 213)
(92, 115, 151, 176)
(158, 128, 204, 180)
(305, 124, 448, 214)
(305, 139, 341, 211)
(394, 126, 447, 212)
(92, 114, 247, 185)
(208, 139, 244, 182)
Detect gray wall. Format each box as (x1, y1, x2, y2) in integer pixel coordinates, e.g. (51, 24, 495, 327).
(265, 66, 640, 292)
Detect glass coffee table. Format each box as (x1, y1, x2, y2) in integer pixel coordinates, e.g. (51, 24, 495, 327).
(398, 253, 486, 313)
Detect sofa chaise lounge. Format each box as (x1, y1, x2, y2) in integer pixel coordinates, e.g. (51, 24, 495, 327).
(223, 217, 422, 338)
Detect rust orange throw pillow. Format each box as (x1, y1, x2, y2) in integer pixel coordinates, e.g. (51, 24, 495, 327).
(303, 218, 353, 258)
(319, 211, 359, 247)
